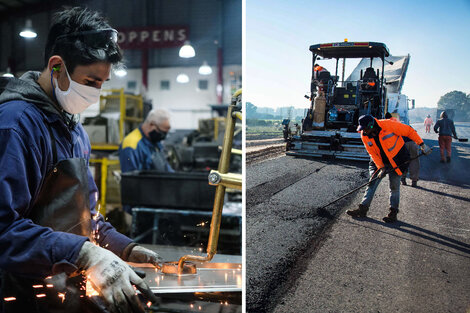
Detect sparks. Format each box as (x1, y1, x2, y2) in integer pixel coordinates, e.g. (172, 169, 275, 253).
(32, 285, 43, 288)
(36, 294, 46, 298)
(46, 284, 53, 288)
(4, 297, 16, 302)
(58, 293, 65, 303)
(85, 280, 99, 296)
(146, 301, 151, 308)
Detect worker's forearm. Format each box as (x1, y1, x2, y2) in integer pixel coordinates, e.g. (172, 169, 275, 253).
(0, 218, 87, 278)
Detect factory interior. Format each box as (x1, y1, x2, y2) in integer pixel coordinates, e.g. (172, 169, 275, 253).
(0, 0, 242, 312)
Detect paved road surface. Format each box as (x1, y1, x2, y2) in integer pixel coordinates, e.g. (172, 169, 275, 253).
(246, 122, 470, 313)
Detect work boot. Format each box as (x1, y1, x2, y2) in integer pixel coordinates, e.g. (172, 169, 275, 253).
(447, 156, 451, 163)
(411, 180, 418, 187)
(401, 178, 407, 186)
(383, 208, 399, 223)
(440, 159, 445, 163)
(346, 204, 369, 218)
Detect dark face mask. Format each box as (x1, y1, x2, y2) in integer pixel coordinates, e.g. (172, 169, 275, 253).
(149, 129, 167, 144)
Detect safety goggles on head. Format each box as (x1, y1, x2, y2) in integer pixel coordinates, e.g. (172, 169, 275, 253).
(55, 28, 118, 48)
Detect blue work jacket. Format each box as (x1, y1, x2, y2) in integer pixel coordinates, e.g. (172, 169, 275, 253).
(119, 127, 174, 173)
(0, 72, 132, 278)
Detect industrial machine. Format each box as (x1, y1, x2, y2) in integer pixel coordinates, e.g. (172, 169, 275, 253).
(286, 41, 413, 161)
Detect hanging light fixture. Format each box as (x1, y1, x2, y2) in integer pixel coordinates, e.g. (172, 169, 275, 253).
(179, 41, 195, 58)
(198, 61, 212, 75)
(2, 67, 14, 77)
(19, 19, 37, 38)
(176, 73, 189, 84)
(114, 64, 128, 77)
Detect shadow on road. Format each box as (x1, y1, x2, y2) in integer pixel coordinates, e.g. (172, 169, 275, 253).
(413, 185, 470, 203)
(409, 138, 470, 188)
(347, 217, 470, 257)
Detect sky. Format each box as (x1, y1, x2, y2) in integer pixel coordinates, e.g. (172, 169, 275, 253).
(246, 0, 470, 109)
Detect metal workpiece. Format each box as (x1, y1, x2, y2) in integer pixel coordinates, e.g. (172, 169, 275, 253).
(133, 263, 242, 294)
(161, 261, 197, 275)
(177, 89, 242, 274)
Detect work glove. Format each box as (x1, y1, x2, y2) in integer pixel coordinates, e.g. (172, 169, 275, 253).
(126, 246, 162, 268)
(453, 135, 459, 140)
(377, 168, 387, 179)
(76, 241, 158, 313)
(419, 143, 432, 155)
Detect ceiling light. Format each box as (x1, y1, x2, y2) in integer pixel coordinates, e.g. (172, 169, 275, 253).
(114, 67, 127, 77)
(2, 67, 14, 77)
(198, 61, 212, 75)
(20, 19, 37, 38)
(176, 73, 189, 83)
(179, 41, 195, 58)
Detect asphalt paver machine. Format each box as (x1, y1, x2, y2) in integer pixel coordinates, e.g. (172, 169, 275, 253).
(287, 41, 391, 161)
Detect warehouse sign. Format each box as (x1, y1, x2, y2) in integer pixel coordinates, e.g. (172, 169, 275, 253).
(117, 26, 189, 49)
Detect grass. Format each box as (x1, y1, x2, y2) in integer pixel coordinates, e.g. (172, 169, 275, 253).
(246, 125, 284, 140)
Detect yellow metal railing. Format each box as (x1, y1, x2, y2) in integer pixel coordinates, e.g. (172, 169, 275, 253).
(177, 89, 242, 274)
(89, 158, 120, 216)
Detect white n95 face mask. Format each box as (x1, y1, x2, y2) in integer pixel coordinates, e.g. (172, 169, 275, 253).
(53, 64, 101, 114)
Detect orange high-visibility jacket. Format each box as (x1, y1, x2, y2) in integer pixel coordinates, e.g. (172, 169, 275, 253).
(360, 119, 424, 175)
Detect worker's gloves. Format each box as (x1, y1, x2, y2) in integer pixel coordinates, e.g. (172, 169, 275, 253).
(76, 242, 156, 313)
(453, 135, 459, 140)
(420, 143, 432, 155)
(377, 168, 387, 179)
(126, 245, 162, 268)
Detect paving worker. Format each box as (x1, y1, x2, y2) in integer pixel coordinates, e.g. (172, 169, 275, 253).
(385, 113, 420, 187)
(434, 111, 458, 163)
(313, 64, 330, 93)
(424, 114, 433, 133)
(0, 7, 160, 313)
(119, 108, 174, 173)
(346, 115, 431, 222)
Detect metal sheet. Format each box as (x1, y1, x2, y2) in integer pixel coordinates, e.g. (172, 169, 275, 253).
(128, 245, 242, 294)
(131, 263, 242, 294)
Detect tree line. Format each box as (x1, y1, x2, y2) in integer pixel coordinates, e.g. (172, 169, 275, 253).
(437, 90, 470, 121)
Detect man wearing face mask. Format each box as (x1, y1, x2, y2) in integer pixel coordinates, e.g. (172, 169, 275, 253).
(119, 109, 174, 173)
(0, 7, 160, 313)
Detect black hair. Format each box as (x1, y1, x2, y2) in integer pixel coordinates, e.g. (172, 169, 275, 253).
(44, 7, 122, 73)
(384, 112, 392, 119)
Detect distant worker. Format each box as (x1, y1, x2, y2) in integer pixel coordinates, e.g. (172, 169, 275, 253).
(313, 64, 330, 93)
(119, 108, 174, 173)
(346, 115, 431, 222)
(385, 113, 420, 187)
(434, 111, 458, 163)
(424, 114, 433, 133)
